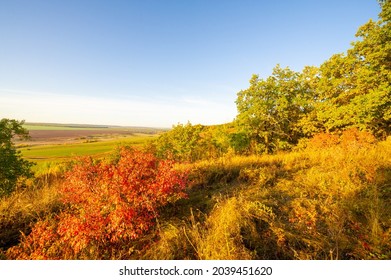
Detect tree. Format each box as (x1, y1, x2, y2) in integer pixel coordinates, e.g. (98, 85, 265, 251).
(309, 0, 391, 137)
(154, 122, 206, 162)
(0, 119, 34, 197)
(235, 65, 314, 153)
(236, 1, 391, 147)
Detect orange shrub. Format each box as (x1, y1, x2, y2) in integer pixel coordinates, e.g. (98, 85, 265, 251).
(339, 128, 376, 149)
(307, 128, 376, 150)
(307, 132, 339, 149)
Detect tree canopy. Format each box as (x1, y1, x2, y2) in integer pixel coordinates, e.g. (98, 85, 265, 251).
(235, 1, 391, 153)
(0, 119, 34, 197)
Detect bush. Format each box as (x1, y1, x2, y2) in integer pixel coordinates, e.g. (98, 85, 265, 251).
(306, 128, 376, 150)
(7, 148, 188, 259)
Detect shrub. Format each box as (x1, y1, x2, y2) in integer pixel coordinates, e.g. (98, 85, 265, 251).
(307, 128, 376, 150)
(7, 148, 188, 259)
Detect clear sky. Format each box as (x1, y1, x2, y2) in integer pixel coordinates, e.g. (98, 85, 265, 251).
(0, 0, 381, 128)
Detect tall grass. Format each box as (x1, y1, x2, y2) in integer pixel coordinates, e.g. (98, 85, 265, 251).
(142, 136, 391, 260)
(0, 177, 63, 257)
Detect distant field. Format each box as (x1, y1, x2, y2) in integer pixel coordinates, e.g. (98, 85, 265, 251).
(23, 122, 166, 134)
(23, 122, 112, 131)
(17, 122, 164, 170)
(23, 125, 100, 131)
(26, 129, 138, 143)
(19, 122, 166, 144)
(20, 135, 155, 160)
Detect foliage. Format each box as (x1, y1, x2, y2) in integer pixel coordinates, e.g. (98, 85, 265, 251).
(306, 128, 376, 150)
(0, 119, 34, 197)
(236, 1, 391, 151)
(235, 65, 316, 154)
(303, 1, 391, 137)
(7, 148, 188, 259)
(154, 122, 205, 162)
(154, 122, 236, 162)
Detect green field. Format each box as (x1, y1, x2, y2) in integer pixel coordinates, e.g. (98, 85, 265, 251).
(19, 135, 157, 170)
(20, 136, 155, 160)
(16, 122, 165, 172)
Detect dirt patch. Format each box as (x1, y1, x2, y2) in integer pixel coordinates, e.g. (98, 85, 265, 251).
(17, 129, 137, 145)
(29, 129, 134, 139)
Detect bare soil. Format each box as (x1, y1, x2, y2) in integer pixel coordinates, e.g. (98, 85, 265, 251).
(18, 129, 137, 146)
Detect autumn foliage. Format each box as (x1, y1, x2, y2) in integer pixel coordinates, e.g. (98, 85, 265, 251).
(7, 148, 188, 259)
(307, 128, 376, 149)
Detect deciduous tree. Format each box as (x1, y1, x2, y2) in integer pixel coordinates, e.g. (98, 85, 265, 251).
(0, 119, 34, 197)
(235, 65, 314, 153)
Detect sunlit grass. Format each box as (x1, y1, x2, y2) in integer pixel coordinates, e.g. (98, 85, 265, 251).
(143, 137, 391, 260)
(3, 136, 391, 260)
(0, 178, 63, 253)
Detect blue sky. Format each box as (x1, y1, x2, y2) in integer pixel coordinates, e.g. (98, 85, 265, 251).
(0, 0, 381, 127)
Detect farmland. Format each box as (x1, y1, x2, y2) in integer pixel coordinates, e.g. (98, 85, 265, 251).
(17, 123, 164, 168)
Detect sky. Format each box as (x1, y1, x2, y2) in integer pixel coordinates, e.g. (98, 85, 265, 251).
(0, 0, 381, 128)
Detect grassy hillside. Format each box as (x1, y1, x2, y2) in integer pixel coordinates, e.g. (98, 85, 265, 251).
(148, 137, 391, 260)
(2, 135, 390, 260)
(2, 1, 390, 261)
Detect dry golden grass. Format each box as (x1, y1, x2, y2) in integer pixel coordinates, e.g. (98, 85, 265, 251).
(0, 178, 63, 255)
(143, 136, 391, 260)
(3, 135, 391, 259)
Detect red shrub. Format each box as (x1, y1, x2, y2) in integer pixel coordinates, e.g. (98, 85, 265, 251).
(7, 148, 188, 259)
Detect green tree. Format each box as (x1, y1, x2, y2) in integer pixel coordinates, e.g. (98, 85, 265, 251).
(235, 65, 314, 153)
(237, 1, 391, 146)
(0, 119, 34, 197)
(154, 122, 206, 162)
(311, 0, 391, 137)
(154, 122, 241, 161)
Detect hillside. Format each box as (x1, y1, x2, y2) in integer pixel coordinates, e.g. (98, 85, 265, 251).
(1, 131, 390, 259)
(1, 1, 390, 260)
